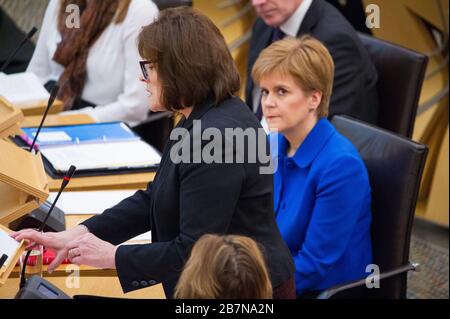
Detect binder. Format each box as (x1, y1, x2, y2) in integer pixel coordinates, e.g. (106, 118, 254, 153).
(19, 122, 139, 147)
(15, 122, 161, 178)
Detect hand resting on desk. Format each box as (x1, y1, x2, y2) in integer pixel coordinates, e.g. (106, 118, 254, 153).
(11, 226, 117, 272)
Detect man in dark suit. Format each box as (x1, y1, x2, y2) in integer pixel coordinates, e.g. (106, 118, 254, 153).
(247, 0, 379, 125)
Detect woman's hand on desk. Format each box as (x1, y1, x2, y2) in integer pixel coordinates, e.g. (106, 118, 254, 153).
(66, 233, 117, 270)
(10, 225, 90, 272)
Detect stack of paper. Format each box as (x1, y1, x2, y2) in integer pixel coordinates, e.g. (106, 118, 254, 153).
(42, 140, 161, 171)
(0, 72, 49, 105)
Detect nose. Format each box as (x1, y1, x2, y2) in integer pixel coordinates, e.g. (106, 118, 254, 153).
(262, 92, 276, 109)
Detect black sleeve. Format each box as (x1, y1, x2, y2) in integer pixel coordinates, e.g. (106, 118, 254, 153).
(115, 161, 245, 293)
(81, 182, 153, 245)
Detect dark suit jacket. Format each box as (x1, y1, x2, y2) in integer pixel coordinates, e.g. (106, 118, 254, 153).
(82, 96, 295, 298)
(246, 0, 379, 125)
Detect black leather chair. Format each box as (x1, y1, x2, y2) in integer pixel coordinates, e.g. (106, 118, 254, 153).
(358, 33, 428, 138)
(153, 0, 193, 10)
(0, 8, 35, 74)
(132, 0, 193, 152)
(318, 115, 428, 299)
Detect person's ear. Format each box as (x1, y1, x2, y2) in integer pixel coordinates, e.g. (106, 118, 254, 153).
(308, 91, 322, 112)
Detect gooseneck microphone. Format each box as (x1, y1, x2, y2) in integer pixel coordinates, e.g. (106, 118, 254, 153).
(0, 27, 38, 73)
(29, 84, 60, 153)
(19, 165, 76, 289)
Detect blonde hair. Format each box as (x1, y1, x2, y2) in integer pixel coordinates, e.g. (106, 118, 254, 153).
(174, 234, 273, 299)
(252, 35, 334, 118)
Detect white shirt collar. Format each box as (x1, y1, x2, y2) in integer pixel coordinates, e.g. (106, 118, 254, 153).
(280, 0, 313, 37)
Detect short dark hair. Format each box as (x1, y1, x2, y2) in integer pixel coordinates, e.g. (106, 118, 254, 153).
(138, 7, 240, 111)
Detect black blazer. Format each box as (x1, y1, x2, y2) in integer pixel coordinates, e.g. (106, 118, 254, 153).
(82, 96, 295, 298)
(246, 0, 379, 125)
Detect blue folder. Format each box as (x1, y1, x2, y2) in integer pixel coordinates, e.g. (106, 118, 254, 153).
(16, 122, 159, 178)
(20, 122, 139, 148)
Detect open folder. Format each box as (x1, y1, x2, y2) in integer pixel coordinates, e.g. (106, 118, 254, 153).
(16, 122, 161, 178)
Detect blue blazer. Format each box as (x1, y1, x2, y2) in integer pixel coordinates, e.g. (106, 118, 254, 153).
(273, 118, 373, 296)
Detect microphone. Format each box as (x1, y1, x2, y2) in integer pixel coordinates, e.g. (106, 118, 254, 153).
(19, 165, 76, 289)
(29, 84, 60, 153)
(0, 27, 38, 73)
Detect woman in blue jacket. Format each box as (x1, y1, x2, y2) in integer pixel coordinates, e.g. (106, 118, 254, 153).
(252, 35, 373, 297)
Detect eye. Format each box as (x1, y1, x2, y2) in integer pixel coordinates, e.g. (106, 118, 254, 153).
(260, 88, 269, 97)
(277, 88, 287, 96)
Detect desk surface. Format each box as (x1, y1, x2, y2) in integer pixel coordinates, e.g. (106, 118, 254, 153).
(22, 114, 93, 127)
(22, 114, 155, 191)
(17, 99, 64, 117)
(1, 215, 165, 299)
(0, 114, 164, 299)
(1, 277, 165, 299)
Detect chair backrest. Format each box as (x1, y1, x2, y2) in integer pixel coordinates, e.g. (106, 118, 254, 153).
(331, 115, 428, 298)
(358, 33, 428, 138)
(153, 0, 193, 10)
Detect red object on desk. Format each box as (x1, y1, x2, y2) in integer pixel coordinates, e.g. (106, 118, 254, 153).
(20, 248, 70, 266)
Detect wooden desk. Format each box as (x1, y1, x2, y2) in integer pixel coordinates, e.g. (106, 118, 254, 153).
(2, 215, 165, 299)
(16, 99, 63, 117)
(21, 114, 156, 191)
(0, 113, 164, 298)
(49, 172, 155, 192)
(0, 277, 165, 299)
(22, 114, 93, 127)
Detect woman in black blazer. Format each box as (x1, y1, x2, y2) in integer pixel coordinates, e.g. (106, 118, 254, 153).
(13, 7, 295, 299)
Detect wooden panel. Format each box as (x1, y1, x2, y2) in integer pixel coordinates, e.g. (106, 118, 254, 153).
(47, 171, 155, 192)
(362, 0, 449, 226)
(16, 99, 63, 117)
(22, 114, 94, 127)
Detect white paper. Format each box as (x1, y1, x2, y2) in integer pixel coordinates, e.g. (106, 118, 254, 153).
(36, 131, 72, 143)
(129, 231, 152, 242)
(0, 228, 20, 270)
(0, 72, 50, 105)
(41, 140, 161, 171)
(48, 191, 152, 243)
(49, 190, 137, 215)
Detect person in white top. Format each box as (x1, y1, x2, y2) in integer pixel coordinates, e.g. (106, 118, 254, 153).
(27, 0, 159, 125)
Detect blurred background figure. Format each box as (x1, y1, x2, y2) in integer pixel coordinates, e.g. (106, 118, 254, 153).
(26, 0, 159, 125)
(247, 0, 379, 125)
(175, 234, 273, 299)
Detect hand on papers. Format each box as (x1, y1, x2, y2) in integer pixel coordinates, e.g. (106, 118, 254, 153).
(10, 225, 89, 273)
